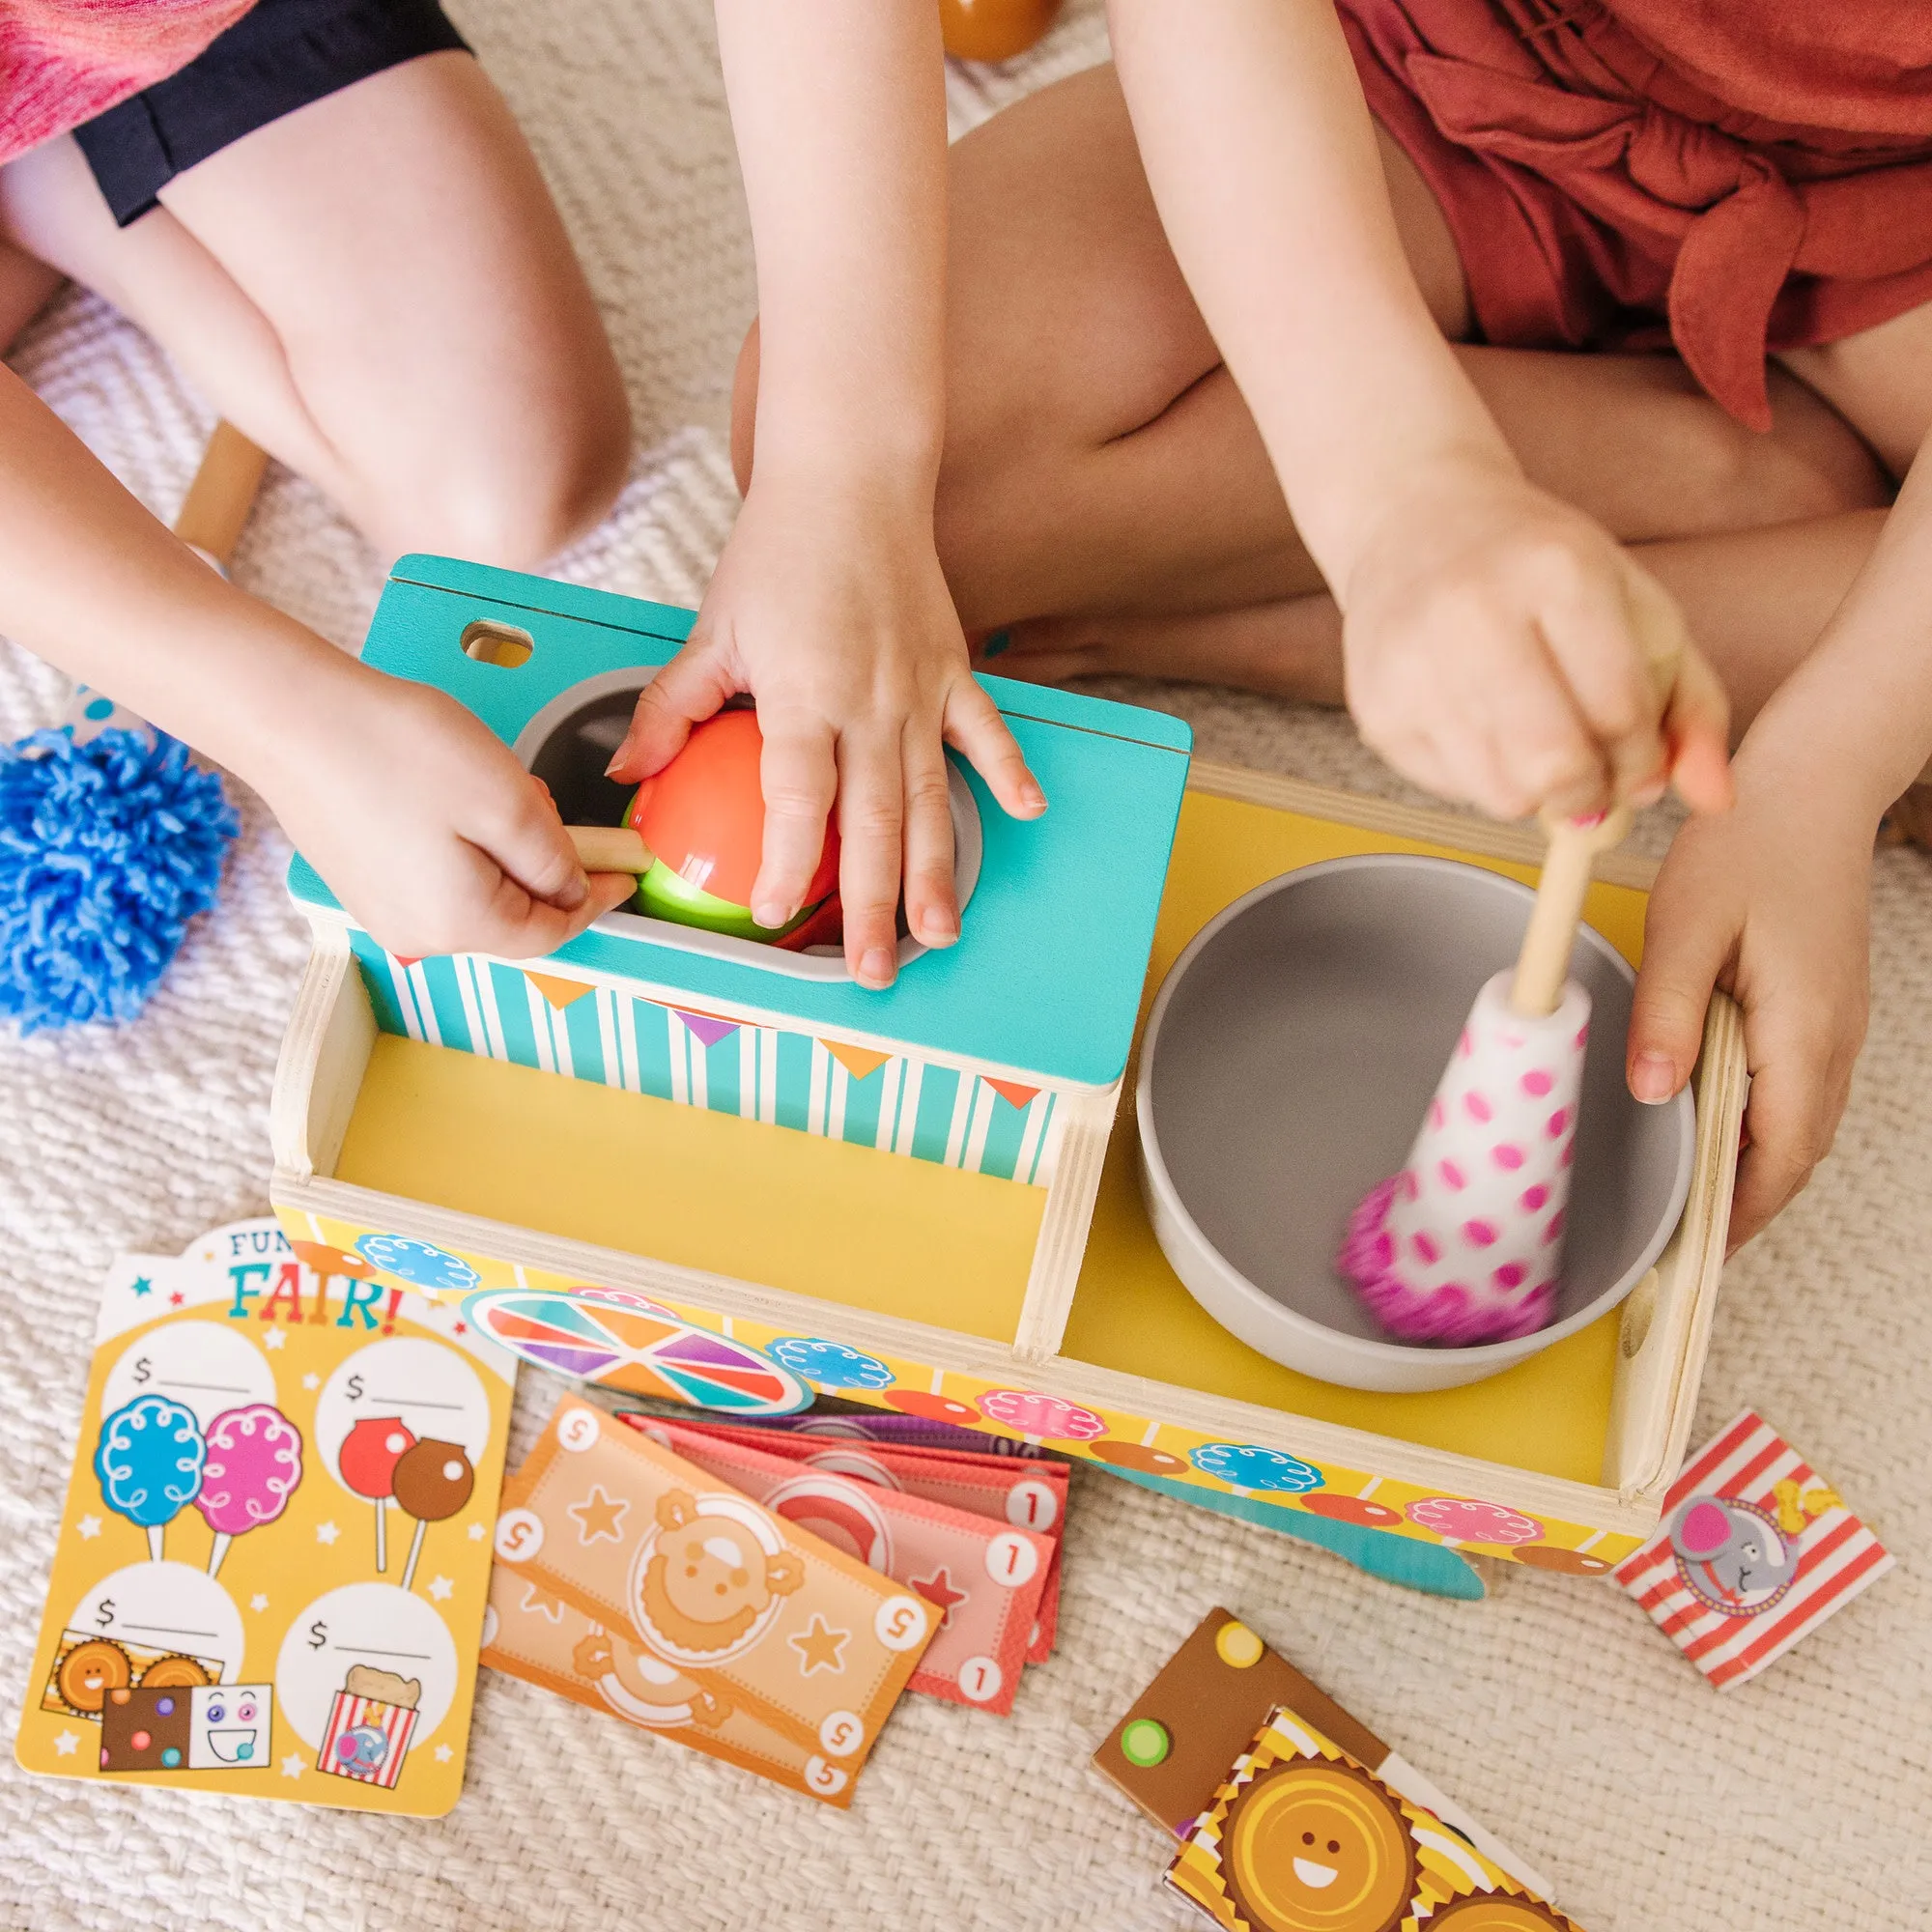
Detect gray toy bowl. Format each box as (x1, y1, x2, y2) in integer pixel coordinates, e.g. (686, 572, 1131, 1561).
(1137, 856, 1694, 1393)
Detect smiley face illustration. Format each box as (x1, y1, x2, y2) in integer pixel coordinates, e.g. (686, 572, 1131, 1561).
(190, 1684, 271, 1769)
(1427, 1900, 1569, 1929)
(1220, 1760, 1417, 1932)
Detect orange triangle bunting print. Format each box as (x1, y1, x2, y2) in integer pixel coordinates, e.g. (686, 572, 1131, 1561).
(526, 972, 596, 1011)
(984, 1078, 1039, 1111)
(822, 1040, 893, 1082)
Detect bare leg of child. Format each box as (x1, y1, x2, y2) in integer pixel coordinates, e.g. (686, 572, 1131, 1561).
(0, 237, 63, 350)
(0, 51, 627, 567)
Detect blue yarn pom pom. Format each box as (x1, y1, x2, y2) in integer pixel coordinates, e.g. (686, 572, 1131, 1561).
(0, 726, 240, 1033)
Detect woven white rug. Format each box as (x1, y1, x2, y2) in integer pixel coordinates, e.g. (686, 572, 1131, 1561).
(3, 5, 1928, 1926)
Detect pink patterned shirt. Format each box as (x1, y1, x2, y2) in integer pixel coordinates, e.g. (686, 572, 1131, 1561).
(0, 0, 257, 167)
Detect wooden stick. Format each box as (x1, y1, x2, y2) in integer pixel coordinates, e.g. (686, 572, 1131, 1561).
(567, 825, 655, 874)
(1509, 805, 1633, 1017)
(174, 420, 269, 568)
(1511, 572, 1692, 1016)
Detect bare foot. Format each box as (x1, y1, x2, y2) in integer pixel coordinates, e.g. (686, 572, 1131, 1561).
(977, 593, 1347, 702)
(1879, 782, 1932, 851)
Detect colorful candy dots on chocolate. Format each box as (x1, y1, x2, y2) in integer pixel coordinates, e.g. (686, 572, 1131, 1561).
(1301, 1492, 1405, 1530)
(627, 710, 840, 950)
(1187, 1443, 1324, 1495)
(766, 1338, 895, 1391)
(1120, 1718, 1171, 1769)
(976, 1390, 1107, 1443)
(1405, 1496, 1546, 1548)
(1214, 1619, 1265, 1669)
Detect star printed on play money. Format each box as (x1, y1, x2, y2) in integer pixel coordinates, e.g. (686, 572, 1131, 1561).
(281, 1753, 305, 1779)
(75, 1516, 101, 1541)
(427, 1576, 454, 1603)
(249, 1594, 270, 1613)
(52, 1731, 78, 1757)
(315, 1520, 341, 1547)
(910, 1566, 965, 1625)
(301, 1372, 322, 1392)
(567, 1485, 627, 1545)
(788, 1614, 849, 1676)
(521, 1583, 565, 1623)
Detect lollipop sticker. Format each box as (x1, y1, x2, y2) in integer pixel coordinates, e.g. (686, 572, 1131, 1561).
(314, 1338, 490, 1577)
(391, 1439, 475, 1593)
(195, 1406, 303, 1579)
(339, 1418, 416, 1572)
(95, 1396, 205, 1561)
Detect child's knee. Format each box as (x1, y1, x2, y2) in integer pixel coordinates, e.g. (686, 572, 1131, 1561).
(1709, 367, 1891, 527)
(370, 375, 632, 569)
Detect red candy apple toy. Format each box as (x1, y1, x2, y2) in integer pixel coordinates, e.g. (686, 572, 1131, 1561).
(339, 1415, 415, 1573)
(625, 710, 841, 951)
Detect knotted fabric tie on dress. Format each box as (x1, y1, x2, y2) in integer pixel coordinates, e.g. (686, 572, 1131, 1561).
(1339, 0, 1932, 431)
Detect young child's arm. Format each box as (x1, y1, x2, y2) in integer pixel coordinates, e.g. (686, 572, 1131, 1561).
(0, 368, 633, 959)
(607, 0, 1045, 990)
(1631, 447, 1932, 1245)
(1105, 0, 1732, 821)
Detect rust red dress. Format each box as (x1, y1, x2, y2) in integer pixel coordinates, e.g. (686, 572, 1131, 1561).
(1338, 0, 1932, 427)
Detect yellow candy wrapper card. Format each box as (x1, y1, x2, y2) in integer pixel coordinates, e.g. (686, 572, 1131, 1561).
(1168, 1705, 1585, 1931)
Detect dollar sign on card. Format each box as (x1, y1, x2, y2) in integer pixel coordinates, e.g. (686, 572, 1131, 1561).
(345, 1374, 364, 1402)
(307, 1620, 328, 1650)
(95, 1599, 116, 1630)
(131, 1357, 151, 1385)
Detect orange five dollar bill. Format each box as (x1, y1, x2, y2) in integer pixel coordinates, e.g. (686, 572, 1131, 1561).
(484, 1398, 935, 1805)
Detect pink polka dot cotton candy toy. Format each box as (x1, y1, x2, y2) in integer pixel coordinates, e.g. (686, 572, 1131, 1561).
(1339, 807, 1633, 1347)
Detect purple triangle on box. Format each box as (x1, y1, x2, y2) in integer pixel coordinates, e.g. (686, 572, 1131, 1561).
(674, 1009, 739, 1050)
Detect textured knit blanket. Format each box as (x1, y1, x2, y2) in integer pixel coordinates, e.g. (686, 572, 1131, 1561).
(2, 5, 1927, 1927)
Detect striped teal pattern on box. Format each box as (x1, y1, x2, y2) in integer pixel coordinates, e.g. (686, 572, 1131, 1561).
(351, 935, 1061, 1185)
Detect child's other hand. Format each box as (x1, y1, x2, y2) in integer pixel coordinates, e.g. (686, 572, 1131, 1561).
(1627, 770, 1873, 1250)
(607, 473, 1046, 988)
(1339, 461, 1733, 822)
(254, 665, 636, 959)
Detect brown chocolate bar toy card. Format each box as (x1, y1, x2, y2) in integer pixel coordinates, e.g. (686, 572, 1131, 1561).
(490, 1400, 935, 1800)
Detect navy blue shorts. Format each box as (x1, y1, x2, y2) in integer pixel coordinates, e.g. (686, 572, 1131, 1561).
(71, 0, 469, 227)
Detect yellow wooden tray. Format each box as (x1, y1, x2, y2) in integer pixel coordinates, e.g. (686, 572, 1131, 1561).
(270, 766, 1745, 1569)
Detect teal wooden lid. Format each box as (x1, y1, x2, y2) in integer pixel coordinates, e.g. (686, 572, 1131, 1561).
(289, 556, 1190, 1088)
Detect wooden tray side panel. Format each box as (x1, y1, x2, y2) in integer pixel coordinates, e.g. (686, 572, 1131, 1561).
(268, 771, 1742, 1572)
(1603, 992, 1748, 1497)
(268, 925, 375, 1181)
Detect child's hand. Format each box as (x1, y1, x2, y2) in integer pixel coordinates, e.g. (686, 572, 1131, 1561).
(1339, 460, 1734, 822)
(606, 473, 1046, 988)
(1628, 770, 1874, 1250)
(251, 664, 636, 960)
